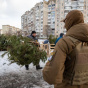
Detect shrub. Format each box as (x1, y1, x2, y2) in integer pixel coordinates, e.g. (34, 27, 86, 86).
(48, 35, 57, 44)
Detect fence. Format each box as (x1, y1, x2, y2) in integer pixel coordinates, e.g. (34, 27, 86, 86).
(29, 41, 55, 56)
(39, 44, 55, 56)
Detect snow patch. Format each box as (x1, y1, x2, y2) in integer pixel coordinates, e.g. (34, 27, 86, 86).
(0, 51, 54, 88)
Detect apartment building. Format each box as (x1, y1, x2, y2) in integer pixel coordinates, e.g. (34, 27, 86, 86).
(21, 0, 88, 38)
(34, 2, 45, 38)
(55, 0, 88, 36)
(28, 8, 35, 35)
(2, 25, 21, 35)
(21, 11, 30, 33)
(21, 0, 56, 38)
(21, 2, 48, 38)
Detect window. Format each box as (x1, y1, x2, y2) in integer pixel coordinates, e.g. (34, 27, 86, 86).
(48, 5, 51, 7)
(49, 8, 51, 10)
(48, 12, 51, 14)
(48, 22, 51, 24)
(41, 22, 43, 24)
(53, 22, 55, 24)
(41, 11, 43, 13)
(41, 35, 43, 37)
(52, 28, 55, 30)
(52, 4, 55, 6)
(52, 8, 55, 10)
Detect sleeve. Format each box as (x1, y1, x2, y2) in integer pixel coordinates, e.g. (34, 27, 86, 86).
(42, 38, 70, 85)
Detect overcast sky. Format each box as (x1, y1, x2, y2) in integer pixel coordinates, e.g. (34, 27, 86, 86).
(0, 0, 44, 29)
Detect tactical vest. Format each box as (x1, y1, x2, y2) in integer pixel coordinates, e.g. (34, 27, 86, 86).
(64, 36, 88, 85)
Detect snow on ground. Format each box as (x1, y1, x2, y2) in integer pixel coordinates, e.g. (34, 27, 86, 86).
(0, 51, 54, 88)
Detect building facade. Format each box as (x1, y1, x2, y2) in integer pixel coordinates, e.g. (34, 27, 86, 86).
(55, 0, 88, 36)
(21, 0, 88, 38)
(21, 2, 48, 38)
(21, 1, 56, 38)
(21, 11, 30, 33)
(2, 25, 21, 35)
(46, 0, 56, 36)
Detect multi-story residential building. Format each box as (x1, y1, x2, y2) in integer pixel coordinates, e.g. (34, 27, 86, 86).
(55, 0, 88, 37)
(2, 25, 21, 35)
(21, 11, 30, 33)
(28, 8, 35, 35)
(47, 0, 56, 36)
(34, 2, 44, 38)
(21, 2, 48, 38)
(21, 0, 88, 38)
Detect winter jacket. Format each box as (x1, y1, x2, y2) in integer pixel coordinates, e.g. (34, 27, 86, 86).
(27, 35, 38, 41)
(43, 23, 88, 88)
(27, 35, 40, 47)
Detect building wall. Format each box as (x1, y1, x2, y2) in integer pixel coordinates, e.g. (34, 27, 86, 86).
(2, 25, 21, 35)
(47, 0, 56, 35)
(21, 0, 88, 38)
(43, 1, 48, 38)
(55, 0, 65, 37)
(21, 1, 56, 38)
(34, 2, 44, 38)
(21, 11, 30, 33)
(55, 0, 88, 37)
(85, 0, 88, 22)
(21, 2, 47, 38)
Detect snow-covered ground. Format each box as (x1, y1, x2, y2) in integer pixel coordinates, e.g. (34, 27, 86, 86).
(0, 51, 54, 88)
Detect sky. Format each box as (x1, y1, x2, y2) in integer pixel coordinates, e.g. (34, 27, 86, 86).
(0, 0, 45, 29)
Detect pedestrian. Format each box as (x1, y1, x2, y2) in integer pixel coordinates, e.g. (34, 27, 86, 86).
(43, 10, 88, 88)
(25, 31, 42, 70)
(55, 33, 64, 45)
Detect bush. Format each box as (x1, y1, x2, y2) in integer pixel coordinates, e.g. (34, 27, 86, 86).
(48, 35, 57, 44)
(0, 35, 9, 51)
(2, 35, 47, 66)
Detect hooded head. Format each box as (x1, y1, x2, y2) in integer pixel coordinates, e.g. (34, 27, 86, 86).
(60, 33, 64, 37)
(62, 10, 84, 31)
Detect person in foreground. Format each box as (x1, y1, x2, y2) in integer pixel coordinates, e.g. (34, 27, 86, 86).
(43, 10, 88, 88)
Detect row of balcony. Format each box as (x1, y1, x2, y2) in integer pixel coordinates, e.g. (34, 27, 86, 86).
(64, 7, 84, 10)
(65, 4, 84, 7)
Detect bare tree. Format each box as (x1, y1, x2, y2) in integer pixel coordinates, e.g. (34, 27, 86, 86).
(43, 25, 52, 38)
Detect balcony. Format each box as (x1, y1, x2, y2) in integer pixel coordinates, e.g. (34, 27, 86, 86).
(41, 16, 43, 19)
(77, 3, 84, 7)
(77, 8, 84, 10)
(71, 4, 78, 7)
(64, 7, 72, 10)
(65, 3, 71, 6)
(51, 25, 55, 28)
(36, 17, 39, 20)
(79, 0, 84, 3)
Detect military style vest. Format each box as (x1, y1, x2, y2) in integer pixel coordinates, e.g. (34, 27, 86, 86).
(64, 36, 88, 85)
